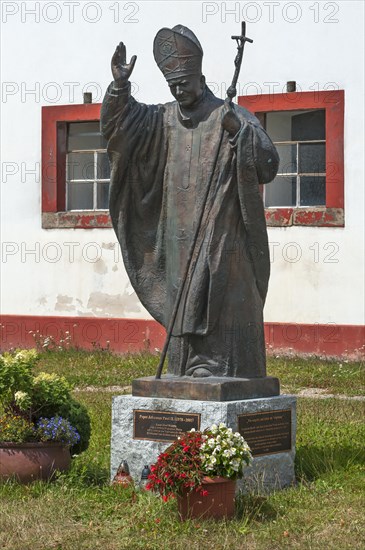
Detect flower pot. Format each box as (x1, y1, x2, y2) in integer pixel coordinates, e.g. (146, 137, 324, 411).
(178, 476, 236, 520)
(0, 442, 71, 483)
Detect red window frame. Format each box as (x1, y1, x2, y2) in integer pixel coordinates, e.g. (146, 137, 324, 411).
(42, 91, 344, 229)
(41, 103, 112, 229)
(238, 90, 344, 227)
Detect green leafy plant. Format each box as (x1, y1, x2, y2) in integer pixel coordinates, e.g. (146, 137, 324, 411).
(0, 349, 37, 407)
(0, 349, 91, 452)
(31, 372, 72, 415)
(57, 398, 91, 454)
(0, 413, 35, 443)
(147, 423, 252, 501)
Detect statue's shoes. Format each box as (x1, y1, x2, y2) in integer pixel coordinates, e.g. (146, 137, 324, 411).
(191, 367, 212, 378)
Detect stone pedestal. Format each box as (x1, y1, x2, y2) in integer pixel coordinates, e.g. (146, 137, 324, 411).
(111, 394, 296, 493)
(132, 375, 280, 401)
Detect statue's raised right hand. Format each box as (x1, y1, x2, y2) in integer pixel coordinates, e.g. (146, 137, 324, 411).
(111, 42, 137, 83)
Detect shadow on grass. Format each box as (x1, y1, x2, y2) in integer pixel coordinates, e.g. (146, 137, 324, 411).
(295, 444, 364, 480)
(235, 493, 278, 523)
(57, 460, 110, 487)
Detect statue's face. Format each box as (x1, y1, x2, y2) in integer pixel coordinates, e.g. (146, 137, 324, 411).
(168, 74, 205, 108)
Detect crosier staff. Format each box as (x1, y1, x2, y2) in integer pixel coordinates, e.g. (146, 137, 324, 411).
(227, 21, 253, 102)
(155, 21, 253, 380)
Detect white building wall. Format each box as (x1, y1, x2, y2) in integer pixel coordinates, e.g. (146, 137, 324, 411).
(1, 1, 364, 325)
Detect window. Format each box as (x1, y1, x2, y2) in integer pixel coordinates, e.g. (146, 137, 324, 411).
(265, 109, 326, 208)
(42, 104, 112, 229)
(66, 122, 110, 211)
(239, 90, 344, 227)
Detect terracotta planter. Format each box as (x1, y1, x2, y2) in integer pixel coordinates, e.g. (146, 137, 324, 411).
(0, 442, 71, 483)
(178, 477, 236, 520)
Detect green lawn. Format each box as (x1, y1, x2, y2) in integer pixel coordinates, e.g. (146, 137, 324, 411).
(34, 349, 364, 396)
(1, 351, 364, 549)
(267, 356, 364, 397)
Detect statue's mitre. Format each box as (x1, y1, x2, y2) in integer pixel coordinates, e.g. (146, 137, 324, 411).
(153, 25, 203, 81)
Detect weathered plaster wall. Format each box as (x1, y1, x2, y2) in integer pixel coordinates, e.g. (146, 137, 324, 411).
(1, 1, 364, 326)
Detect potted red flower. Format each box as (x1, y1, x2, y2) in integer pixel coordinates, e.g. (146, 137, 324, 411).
(146, 423, 252, 520)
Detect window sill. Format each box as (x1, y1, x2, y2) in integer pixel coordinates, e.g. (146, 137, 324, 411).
(42, 208, 344, 229)
(265, 207, 344, 227)
(42, 211, 112, 229)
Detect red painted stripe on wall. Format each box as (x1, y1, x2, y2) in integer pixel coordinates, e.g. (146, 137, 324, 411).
(0, 315, 364, 360)
(0, 315, 165, 354)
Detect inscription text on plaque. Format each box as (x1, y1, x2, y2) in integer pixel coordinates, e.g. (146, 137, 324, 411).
(133, 410, 201, 442)
(238, 409, 292, 456)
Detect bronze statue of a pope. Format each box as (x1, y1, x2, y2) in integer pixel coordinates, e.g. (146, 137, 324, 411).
(101, 25, 279, 381)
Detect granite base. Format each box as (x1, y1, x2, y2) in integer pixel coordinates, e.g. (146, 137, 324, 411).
(111, 394, 296, 493)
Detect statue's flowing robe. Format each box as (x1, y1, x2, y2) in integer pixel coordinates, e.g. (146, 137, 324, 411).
(101, 84, 279, 377)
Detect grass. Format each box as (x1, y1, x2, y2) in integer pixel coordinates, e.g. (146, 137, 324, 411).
(35, 350, 159, 388)
(34, 349, 364, 396)
(267, 356, 364, 397)
(1, 350, 365, 549)
(295, 398, 364, 479)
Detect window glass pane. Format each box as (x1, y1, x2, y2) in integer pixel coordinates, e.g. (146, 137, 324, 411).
(299, 143, 326, 174)
(291, 110, 325, 141)
(300, 177, 326, 206)
(266, 109, 325, 142)
(266, 111, 293, 142)
(67, 152, 94, 180)
(67, 182, 94, 210)
(276, 144, 297, 174)
(264, 176, 296, 207)
(97, 152, 110, 180)
(97, 182, 109, 209)
(68, 122, 107, 151)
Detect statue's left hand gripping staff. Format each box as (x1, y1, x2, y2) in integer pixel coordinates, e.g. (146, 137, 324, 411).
(222, 21, 254, 135)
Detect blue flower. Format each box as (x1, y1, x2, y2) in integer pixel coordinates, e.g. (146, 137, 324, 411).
(36, 416, 80, 446)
